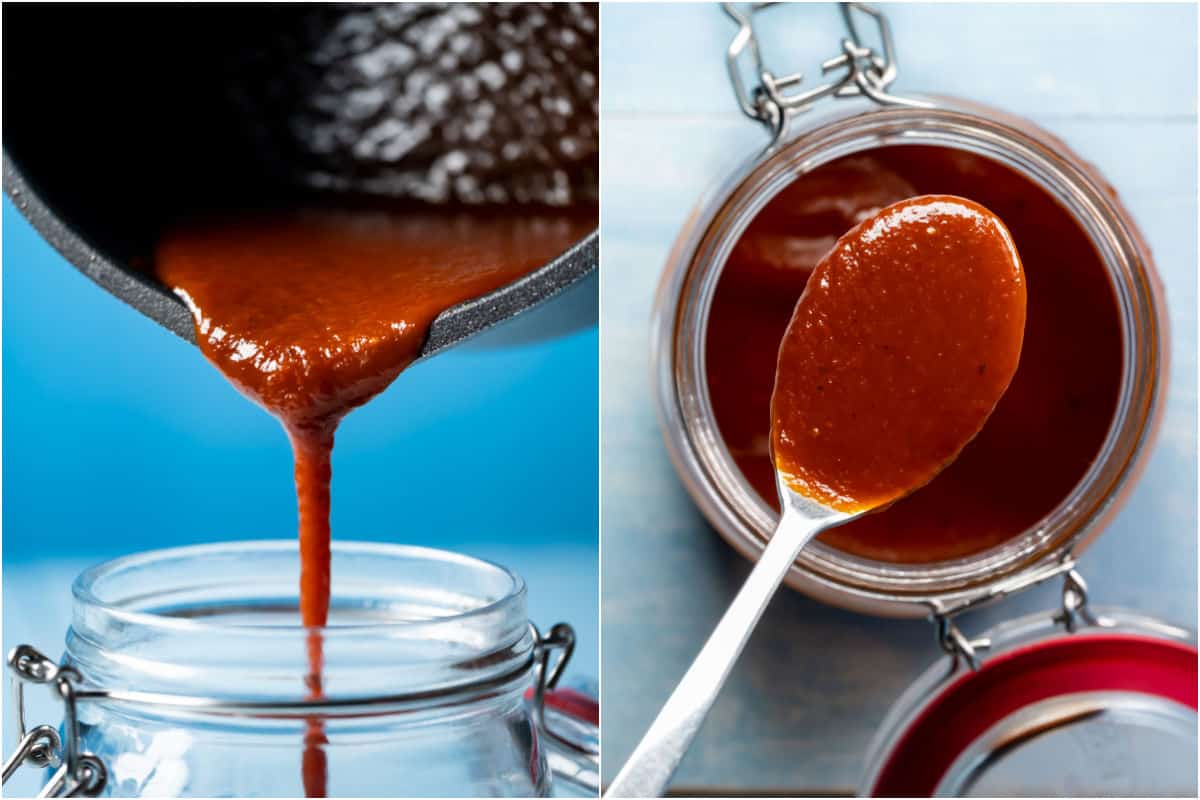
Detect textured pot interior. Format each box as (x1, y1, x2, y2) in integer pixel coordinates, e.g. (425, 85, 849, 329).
(2, 4, 599, 343)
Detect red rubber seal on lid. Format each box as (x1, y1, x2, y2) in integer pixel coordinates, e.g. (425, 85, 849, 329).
(870, 633, 1197, 797)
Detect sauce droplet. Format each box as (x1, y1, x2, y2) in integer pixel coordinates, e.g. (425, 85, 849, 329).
(770, 195, 1026, 513)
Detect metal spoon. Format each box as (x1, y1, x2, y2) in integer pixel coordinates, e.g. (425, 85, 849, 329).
(606, 195, 1027, 798)
(604, 479, 859, 798)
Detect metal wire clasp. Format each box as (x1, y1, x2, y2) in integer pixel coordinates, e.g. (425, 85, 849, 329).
(931, 565, 1104, 672)
(723, 2, 931, 141)
(4, 645, 106, 798)
(532, 621, 599, 754)
(1053, 568, 1100, 632)
(531, 623, 592, 751)
(934, 615, 992, 672)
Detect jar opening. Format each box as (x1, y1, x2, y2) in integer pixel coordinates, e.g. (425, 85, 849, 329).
(67, 541, 533, 704)
(707, 142, 1123, 564)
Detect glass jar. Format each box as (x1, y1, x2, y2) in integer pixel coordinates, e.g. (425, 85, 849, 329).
(639, 5, 1193, 795)
(4, 541, 598, 798)
(652, 81, 1164, 621)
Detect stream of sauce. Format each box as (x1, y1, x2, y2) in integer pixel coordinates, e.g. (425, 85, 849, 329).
(707, 146, 1123, 563)
(156, 206, 593, 795)
(770, 195, 1026, 512)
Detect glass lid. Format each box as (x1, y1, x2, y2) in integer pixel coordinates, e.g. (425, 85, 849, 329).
(861, 607, 1197, 797)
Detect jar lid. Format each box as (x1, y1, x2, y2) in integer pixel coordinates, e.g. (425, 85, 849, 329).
(861, 611, 1197, 797)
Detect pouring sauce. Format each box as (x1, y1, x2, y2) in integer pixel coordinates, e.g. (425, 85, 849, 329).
(156, 206, 593, 795)
(707, 146, 1123, 562)
(770, 195, 1026, 512)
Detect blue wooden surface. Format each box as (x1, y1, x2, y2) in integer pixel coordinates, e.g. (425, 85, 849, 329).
(600, 2, 1197, 794)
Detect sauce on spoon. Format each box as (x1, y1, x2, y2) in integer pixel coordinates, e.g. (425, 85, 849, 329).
(708, 146, 1122, 563)
(771, 195, 1026, 512)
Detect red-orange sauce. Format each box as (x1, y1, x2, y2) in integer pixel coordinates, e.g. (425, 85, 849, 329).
(303, 629, 327, 797)
(155, 206, 593, 795)
(770, 196, 1026, 513)
(707, 146, 1123, 562)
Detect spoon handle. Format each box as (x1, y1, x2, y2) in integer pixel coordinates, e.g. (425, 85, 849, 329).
(605, 511, 828, 798)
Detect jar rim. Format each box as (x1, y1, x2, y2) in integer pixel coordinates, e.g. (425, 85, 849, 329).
(66, 540, 537, 703)
(71, 539, 526, 638)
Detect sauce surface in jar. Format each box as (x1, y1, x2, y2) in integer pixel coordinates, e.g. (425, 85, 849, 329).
(155, 205, 593, 794)
(770, 196, 1026, 513)
(706, 146, 1123, 563)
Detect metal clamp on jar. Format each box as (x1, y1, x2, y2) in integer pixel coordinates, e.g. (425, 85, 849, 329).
(3, 543, 600, 798)
(651, 3, 1195, 794)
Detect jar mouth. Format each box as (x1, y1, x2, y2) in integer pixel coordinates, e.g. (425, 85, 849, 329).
(73, 539, 525, 635)
(67, 540, 534, 703)
(655, 97, 1163, 616)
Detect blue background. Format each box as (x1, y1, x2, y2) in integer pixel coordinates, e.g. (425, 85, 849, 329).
(1, 196, 599, 794)
(3, 197, 597, 560)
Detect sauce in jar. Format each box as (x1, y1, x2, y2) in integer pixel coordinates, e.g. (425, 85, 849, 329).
(770, 196, 1026, 513)
(707, 146, 1123, 563)
(156, 205, 593, 794)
